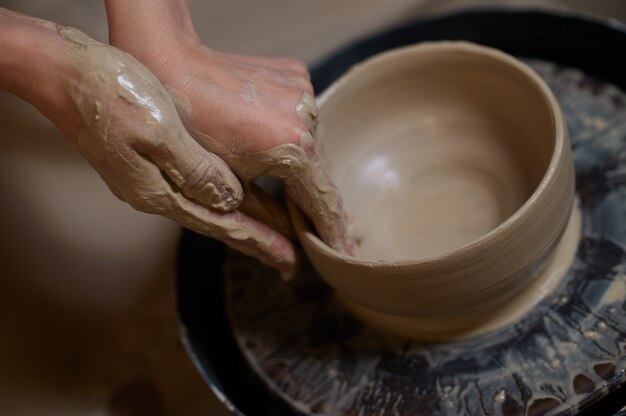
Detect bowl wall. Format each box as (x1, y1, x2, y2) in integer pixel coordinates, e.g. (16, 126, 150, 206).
(288, 41, 575, 338)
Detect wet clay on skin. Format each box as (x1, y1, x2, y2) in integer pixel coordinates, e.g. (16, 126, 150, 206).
(56, 25, 309, 274)
(56, 25, 354, 277)
(290, 42, 578, 339)
(188, 123, 353, 255)
(163, 75, 353, 256)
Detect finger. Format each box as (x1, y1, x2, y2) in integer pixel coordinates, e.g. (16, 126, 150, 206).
(275, 74, 314, 96)
(238, 181, 295, 239)
(230, 55, 311, 79)
(223, 91, 352, 255)
(268, 57, 311, 79)
(102, 149, 298, 279)
(168, 190, 298, 280)
(138, 132, 244, 212)
(282, 132, 355, 256)
(244, 130, 355, 256)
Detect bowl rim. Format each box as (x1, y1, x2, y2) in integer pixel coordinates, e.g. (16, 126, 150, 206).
(291, 40, 567, 270)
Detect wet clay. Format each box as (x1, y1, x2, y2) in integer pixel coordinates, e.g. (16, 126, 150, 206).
(56, 25, 241, 210)
(289, 42, 576, 339)
(222, 46, 626, 416)
(181, 95, 354, 256)
(56, 25, 303, 274)
(56, 25, 353, 276)
(318, 45, 556, 261)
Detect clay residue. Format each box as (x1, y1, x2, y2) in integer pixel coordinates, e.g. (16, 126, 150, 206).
(187, 93, 355, 256)
(295, 91, 318, 134)
(56, 25, 298, 275)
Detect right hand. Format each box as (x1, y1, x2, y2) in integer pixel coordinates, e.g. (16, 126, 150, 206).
(103, 0, 356, 270)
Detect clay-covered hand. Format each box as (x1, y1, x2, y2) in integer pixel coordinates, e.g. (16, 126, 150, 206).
(105, 0, 355, 258)
(57, 26, 300, 278)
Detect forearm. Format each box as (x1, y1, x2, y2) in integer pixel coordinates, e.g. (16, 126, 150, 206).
(0, 8, 78, 138)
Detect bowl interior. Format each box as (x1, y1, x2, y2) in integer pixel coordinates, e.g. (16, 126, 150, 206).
(318, 43, 556, 261)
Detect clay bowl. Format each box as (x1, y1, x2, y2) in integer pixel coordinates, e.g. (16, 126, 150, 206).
(288, 41, 577, 340)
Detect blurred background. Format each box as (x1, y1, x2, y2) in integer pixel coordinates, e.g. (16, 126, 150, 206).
(0, 0, 624, 414)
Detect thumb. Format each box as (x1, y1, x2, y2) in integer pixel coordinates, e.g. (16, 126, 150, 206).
(139, 133, 244, 212)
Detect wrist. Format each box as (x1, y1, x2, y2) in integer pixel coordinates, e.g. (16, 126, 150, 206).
(0, 10, 54, 93)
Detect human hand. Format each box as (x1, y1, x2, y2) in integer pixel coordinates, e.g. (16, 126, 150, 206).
(56, 26, 304, 278)
(105, 0, 355, 260)
(1, 4, 354, 278)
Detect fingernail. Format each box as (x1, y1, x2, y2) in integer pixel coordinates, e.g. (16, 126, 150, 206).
(221, 187, 239, 209)
(209, 181, 243, 212)
(210, 190, 237, 211)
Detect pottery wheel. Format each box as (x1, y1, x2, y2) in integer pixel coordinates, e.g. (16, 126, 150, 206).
(224, 60, 626, 415)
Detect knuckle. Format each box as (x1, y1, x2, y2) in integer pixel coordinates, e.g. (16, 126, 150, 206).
(127, 196, 155, 213)
(278, 122, 307, 147)
(126, 190, 171, 215)
(284, 58, 309, 75)
(301, 80, 315, 95)
(255, 120, 303, 150)
(184, 161, 217, 193)
(184, 160, 243, 209)
(261, 144, 309, 178)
